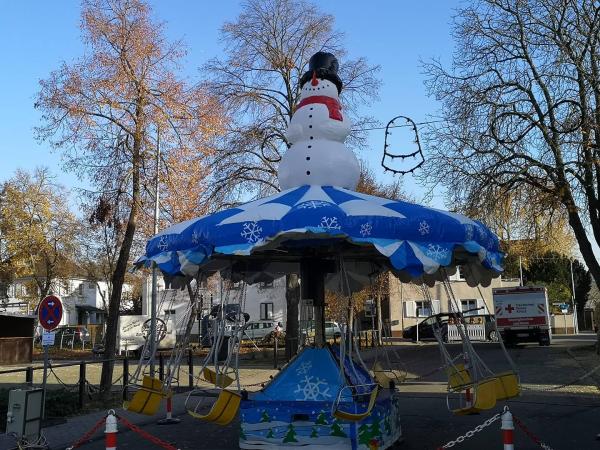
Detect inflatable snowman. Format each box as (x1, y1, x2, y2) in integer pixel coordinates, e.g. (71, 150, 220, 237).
(278, 52, 360, 190)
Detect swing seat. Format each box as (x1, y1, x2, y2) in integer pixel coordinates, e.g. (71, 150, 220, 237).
(202, 367, 234, 388)
(372, 362, 405, 388)
(494, 372, 520, 400)
(451, 377, 497, 415)
(123, 375, 166, 415)
(187, 389, 241, 425)
(332, 385, 379, 422)
(447, 363, 472, 389)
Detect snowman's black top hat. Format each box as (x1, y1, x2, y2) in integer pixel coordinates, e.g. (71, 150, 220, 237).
(299, 52, 343, 94)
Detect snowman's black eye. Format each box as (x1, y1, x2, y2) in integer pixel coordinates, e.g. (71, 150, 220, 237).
(306, 156, 310, 160)
(309, 125, 312, 128)
(306, 171, 311, 175)
(308, 145, 312, 148)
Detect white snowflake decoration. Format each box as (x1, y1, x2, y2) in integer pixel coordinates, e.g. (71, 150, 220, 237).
(297, 200, 332, 209)
(319, 216, 341, 230)
(360, 222, 372, 237)
(157, 236, 169, 252)
(295, 361, 312, 376)
(294, 376, 331, 401)
(418, 220, 430, 236)
(427, 243, 449, 261)
(191, 230, 201, 244)
(240, 222, 263, 243)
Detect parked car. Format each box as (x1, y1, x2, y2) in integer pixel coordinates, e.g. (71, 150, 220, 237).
(403, 312, 497, 342)
(242, 321, 281, 340)
(54, 325, 90, 348)
(325, 321, 342, 339)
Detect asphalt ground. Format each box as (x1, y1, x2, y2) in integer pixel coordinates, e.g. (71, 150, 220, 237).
(2, 334, 599, 450)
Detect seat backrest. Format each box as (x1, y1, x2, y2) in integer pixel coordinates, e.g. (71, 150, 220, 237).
(447, 364, 472, 389)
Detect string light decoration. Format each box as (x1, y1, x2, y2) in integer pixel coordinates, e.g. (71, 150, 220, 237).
(381, 115, 425, 175)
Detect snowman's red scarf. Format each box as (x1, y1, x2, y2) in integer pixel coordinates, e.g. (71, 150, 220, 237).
(296, 95, 343, 121)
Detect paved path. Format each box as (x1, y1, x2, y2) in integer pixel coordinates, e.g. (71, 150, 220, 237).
(2, 337, 599, 449)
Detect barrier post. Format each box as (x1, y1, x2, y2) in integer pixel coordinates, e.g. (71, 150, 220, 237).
(157, 393, 181, 425)
(501, 408, 514, 450)
(159, 353, 165, 381)
(78, 361, 86, 408)
(122, 358, 129, 402)
(187, 348, 193, 388)
(25, 366, 33, 386)
(105, 410, 118, 450)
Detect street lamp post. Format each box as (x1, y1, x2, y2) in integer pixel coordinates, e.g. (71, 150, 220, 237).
(150, 128, 160, 377)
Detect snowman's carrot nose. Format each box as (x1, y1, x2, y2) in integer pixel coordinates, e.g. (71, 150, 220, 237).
(311, 71, 318, 86)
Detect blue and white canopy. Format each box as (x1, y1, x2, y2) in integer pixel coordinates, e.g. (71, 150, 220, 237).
(135, 185, 503, 287)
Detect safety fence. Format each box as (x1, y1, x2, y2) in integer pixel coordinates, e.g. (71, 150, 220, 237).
(447, 324, 486, 342)
(436, 406, 555, 449)
(66, 410, 179, 450)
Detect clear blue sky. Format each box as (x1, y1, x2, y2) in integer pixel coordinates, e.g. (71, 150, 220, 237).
(0, 0, 459, 207)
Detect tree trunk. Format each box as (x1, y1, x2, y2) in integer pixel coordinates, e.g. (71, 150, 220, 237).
(284, 273, 300, 360)
(99, 146, 141, 400)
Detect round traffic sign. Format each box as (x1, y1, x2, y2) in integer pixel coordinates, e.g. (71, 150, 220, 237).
(38, 295, 63, 331)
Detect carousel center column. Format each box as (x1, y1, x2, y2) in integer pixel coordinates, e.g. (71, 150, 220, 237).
(300, 258, 333, 347)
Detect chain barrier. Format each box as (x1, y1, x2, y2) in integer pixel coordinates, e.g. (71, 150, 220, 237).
(436, 413, 502, 449)
(521, 363, 600, 392)
(117, 414, 179, 450)
(513, 415, 555, 450)
(65, 414, 108, 449)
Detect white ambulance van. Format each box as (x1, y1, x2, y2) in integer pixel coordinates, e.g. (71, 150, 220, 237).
(492, 286, 552, 346)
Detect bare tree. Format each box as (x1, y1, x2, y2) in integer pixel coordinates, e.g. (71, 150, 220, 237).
(421, 0, 600, 291)
(204, 0, 381, 355)
(35, 0, 222, 397)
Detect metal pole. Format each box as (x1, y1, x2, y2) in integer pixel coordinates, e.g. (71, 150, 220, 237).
(570, 259, 578, 334)
(519, 256, 523, 287)
(78, 361, 86, 409)
(150, 128, 160, 377)
(41, 344, 48, 420)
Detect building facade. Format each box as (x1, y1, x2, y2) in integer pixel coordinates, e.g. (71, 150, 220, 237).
(387, 270, 520, 337)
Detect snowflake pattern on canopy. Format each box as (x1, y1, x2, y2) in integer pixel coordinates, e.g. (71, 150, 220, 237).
(241, 222, 263, 243)
(360, 222, 372, 237)
(418, 220, 430, 236)
(427, 244, 448, 261)
(157, 236, 169, 252)
(295, 361, 312, 376)
(191, 230, 201, 244)
(297, 200, 332, 209)
(319, 216, 341, 230)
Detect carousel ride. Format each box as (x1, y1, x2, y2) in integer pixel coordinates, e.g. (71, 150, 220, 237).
(132, 51, 517, 449)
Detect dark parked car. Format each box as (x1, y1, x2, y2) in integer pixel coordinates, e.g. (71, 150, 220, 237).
(54, 326, 90, 348)
(403, 312, 497, 342)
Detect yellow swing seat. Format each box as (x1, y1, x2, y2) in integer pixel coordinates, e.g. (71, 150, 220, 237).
(372, 362, 406, 388)
(333, 385, 380, 422)
(123, 375, 167, 416)
(451, 377, 497, 415)
(447, 363, 472, 389)
(202, 367, 234, 388)
(187, 389, 241, 426)
(494, 371, 520, 400)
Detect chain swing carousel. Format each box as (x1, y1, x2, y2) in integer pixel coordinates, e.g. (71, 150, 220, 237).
(135, 52, 504, 449)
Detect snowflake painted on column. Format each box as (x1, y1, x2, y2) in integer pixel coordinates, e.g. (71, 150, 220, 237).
(241, 222, 263, 243)
(319, 216, 341, 230)
(158, 236, 169, 252)
(426, 243, 448, 261)
(360, 222, 372, 237)
(297, 200, 332, 209)
(418, 220, 430, 236)
(294, 375, 331, 401)
(295, 361, 312, 376)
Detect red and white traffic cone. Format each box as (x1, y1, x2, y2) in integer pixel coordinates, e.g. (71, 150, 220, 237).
(157, 394, 181, 425)
(105, 410, 118, 450)
(501, 407, 514, 450)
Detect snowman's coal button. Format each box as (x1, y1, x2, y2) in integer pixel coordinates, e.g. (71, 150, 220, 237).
(309, 115, 312, 118)
(306, 171, 311, 175)
(310, 136, 313, 140)
(309, 125, 312, 128)
(306, 156, 310, 160)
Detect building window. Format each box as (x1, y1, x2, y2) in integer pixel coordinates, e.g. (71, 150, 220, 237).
(78, 284, 84, 296)
(230, 281, 242, 290)
(405, 300, 440, 318)
(461, 299, 478, 315)
(259, 281, 273, 289)
(260, 302, 274, 320)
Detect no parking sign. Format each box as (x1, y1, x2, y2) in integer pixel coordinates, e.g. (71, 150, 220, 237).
(38, 295, 63, 331)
